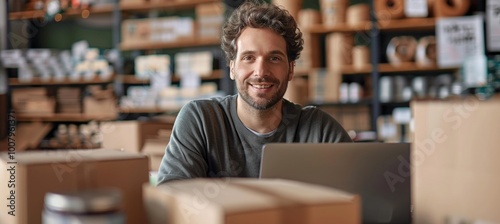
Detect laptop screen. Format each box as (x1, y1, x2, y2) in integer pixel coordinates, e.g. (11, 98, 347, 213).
(259, 143, 411, 224)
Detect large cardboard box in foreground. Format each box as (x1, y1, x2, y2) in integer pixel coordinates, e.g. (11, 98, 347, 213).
(145, 178, 361, 224)
(412, 96, 500, 223)
(0, 149, 149, 224)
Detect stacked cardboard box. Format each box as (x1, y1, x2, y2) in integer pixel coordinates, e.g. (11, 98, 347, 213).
(196, 2, 224, 39)
(0, 149, 149, 224)
(57, 87, 81, 114)
(145, 178, 361, 224)
(11, 88, 55, 115)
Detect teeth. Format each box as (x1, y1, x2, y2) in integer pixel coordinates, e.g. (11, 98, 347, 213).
(253, 84, 271, 89)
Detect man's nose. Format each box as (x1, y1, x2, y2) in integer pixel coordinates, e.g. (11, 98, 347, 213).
(253, 58, 269, 77)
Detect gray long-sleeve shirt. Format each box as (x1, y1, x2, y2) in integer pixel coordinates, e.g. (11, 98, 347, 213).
(157, 94, 352, 185)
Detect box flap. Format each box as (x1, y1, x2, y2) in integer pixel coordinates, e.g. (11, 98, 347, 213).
(0, 149, 147, 165)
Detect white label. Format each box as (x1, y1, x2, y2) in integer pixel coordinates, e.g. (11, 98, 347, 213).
(393, 107, 412, 124)
(436, 15, 485, 68)
(463, 55, 487, 88)
(181, 71, 201, 89)
(486, 0, 500, 51)
(405, 0, 428, 17)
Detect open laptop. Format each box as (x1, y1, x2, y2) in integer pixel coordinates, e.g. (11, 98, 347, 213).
(259, 143, 411, 224)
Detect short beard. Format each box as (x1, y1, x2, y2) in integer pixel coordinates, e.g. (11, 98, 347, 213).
(238, 78, 287, 111)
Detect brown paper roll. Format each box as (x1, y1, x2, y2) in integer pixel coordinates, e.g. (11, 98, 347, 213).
(273, 0, 303, 20)
(346, 4, 370, 26)
(326, 33, 354, 70)
(298, 9, 322, 28)
(375, 0, 405, 21)
(352, 45, 370, 70)
(433, 0, 470, 17)
(320, 0, 348, 26)
(386, 36, 417, 65)
(416, 36, 437, 67)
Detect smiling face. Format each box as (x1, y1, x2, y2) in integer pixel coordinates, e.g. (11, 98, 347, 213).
(230, 27, 294, 111)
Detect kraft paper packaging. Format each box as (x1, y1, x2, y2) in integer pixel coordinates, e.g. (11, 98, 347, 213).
(386, 36, 417, 65)
(433, 0, 470, 17)
(346, 4, 370, 26)
(273, 0, 303, 19)
(320, 0, 349, 26)
(298, 9, 322, 28)
(416, 36, 437, 67)
(375, 0, 405, 20)
(352, 45, 370, 70)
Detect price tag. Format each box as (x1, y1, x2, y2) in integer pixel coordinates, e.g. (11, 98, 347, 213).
(405, 0, 428, 17)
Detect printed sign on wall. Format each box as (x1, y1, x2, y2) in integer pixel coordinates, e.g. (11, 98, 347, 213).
(487, 0, 500, 51)
(436, 15, 485, 68)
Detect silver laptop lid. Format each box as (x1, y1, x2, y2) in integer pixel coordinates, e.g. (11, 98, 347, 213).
(259, 143, 411, 224)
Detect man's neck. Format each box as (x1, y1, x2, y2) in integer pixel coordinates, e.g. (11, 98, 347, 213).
(236, 96, 283, 134)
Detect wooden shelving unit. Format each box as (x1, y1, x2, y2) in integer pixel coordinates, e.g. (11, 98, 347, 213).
(378, 18, 436, 31)
(120, 70, 223, 84)
(120, 38, 220, 51)
(306, 22, 372, 34)
(377, 63, 459, 73)
(118, 106, 182, 114)
(8, 4, 115, 20)
(120, 0, 219, 12)
(9, 75, 115, 86)
(16, 113, 117, 122)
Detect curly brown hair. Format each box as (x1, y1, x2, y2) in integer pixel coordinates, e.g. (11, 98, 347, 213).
(221, 0, 304, 65)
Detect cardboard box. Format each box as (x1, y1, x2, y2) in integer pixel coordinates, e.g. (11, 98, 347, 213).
(412, 96, 500, 223)
(0, 149, 149, 224)
(145, 178, 361, 224)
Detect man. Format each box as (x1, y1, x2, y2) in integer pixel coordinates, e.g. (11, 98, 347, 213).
(157, 0, 352, 185)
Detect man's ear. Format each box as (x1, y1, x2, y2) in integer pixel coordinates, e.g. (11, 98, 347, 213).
(288, 61, 295, 81)
(229, 60, 235, 80)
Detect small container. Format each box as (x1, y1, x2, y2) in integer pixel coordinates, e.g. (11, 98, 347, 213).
(42, 188, 125, 224)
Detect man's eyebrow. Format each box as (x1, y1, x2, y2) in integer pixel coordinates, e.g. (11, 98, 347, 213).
(239, 50, 286, 56)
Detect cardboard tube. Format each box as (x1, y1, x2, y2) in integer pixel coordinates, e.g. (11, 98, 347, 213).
(416, 36, 437, 67)
(352, 45, 370, 69)
(298, 9, 322, 28)
(320, 0, 348, 25)
(273, 0, 303, 20)
(375, 0, 405, 20)
(346, 4, 370, 26)
(386, 36, 417, 65)
(433, 0, 470, 17)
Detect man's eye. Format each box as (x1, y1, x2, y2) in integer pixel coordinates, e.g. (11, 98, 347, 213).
(270, 56, 282, 61)
(242, 55, 254, 61)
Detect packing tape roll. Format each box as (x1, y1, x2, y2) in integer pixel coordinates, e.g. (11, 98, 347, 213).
(375, 0, 405, 20)
(346, 4, 370, 26)
(416, 36, 437, 67)
(352, 45, 370, 69)
(433, 0, 470, 17)
(386, 36, 417, 65)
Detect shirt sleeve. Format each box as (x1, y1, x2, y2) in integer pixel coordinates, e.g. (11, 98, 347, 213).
(156, 102, 208, 185)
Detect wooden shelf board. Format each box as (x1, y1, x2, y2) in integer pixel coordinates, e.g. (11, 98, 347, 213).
(378, 18, 436, 31)
(306, 22, 372, 34)
(9, 5, 115, 20)
(119, 70, 223, 84)
(17, 113, 117, 122)
(9, 75, 115, 86)
(378, 63, 459, 73)
(342, 65, 373, 75)
(120, 38, 220, 51)
(118, 107, 181, 114)
(120, 0, 219, 12)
